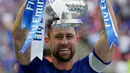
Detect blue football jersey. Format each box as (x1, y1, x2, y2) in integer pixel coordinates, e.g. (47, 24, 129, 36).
(19, 50, 110, 73)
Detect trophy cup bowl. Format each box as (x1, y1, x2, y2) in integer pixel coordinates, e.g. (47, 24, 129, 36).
(46, 0, 88, 28)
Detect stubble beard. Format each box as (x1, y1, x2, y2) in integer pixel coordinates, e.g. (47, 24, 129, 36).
(51, 45, 75, 62)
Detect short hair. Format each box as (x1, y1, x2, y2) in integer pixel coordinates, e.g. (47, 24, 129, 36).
(46, 17, 60, 38)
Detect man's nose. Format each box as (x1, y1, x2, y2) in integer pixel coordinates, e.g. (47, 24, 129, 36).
(61, 37, 68, 45)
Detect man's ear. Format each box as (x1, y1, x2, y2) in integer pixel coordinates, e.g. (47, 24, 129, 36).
(76, 33, 79, 44)
(45, 36, 50, 44)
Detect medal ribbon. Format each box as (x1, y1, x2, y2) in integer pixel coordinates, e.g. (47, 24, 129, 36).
(20, 0, 46, 53)
(98, 0, 118, 47)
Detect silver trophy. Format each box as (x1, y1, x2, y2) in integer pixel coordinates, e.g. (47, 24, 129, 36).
(46, 0, 88, 28)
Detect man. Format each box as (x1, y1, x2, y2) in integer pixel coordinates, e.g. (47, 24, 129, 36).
(13, 0, 118, 73)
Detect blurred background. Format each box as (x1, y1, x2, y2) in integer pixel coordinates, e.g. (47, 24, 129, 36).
(0, 0, 130, 73)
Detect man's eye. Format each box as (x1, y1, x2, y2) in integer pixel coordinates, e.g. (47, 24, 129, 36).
(55, 36, 63, 39)
(67, 35, 73, 39)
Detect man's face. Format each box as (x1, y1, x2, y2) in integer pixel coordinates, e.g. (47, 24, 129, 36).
(48, 27, 78, 62)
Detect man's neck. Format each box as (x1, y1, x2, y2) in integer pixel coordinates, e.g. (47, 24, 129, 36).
(52, 57, 74, 70)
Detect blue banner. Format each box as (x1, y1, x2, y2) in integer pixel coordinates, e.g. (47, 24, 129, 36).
(21, 0, 35, 30)
(20, 0, 46, 53)
(98, 0, 118, 47)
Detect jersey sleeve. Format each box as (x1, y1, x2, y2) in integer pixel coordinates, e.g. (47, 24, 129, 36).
(79, 49, 111, 73)
(88, 50, 111, 72)
(19, 57, 42, 73)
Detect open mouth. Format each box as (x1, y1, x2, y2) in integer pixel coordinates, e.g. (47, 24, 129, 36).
(59, 48, 70, 52)
(59, 48, 71, 55)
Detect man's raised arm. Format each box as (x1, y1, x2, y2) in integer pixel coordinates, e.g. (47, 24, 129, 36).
(95, 0, 118, 63)
(13, 3, 30, 65)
